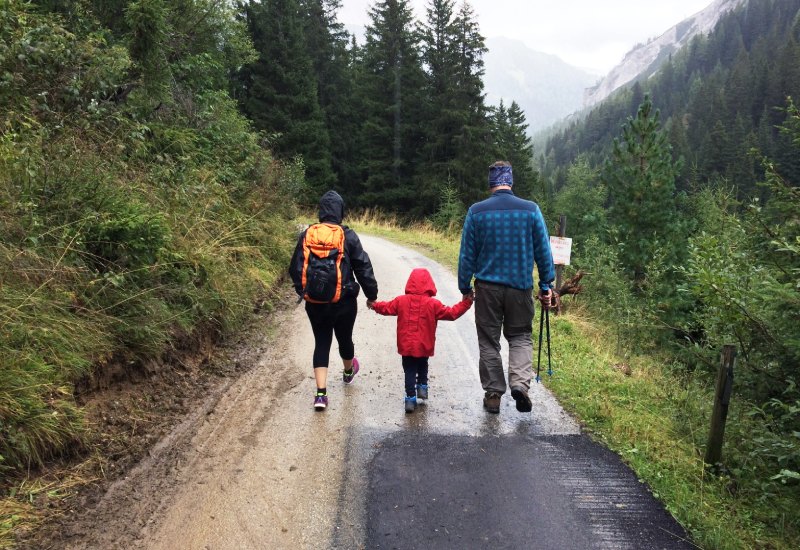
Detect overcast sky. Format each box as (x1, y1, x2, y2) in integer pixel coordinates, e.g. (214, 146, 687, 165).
(338, 0, 714, 74)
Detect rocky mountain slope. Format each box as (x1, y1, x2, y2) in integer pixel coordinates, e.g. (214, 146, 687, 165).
(583, 0, 746, 107)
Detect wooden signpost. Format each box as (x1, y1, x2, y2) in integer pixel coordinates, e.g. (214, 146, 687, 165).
(704, 345, 736, 467)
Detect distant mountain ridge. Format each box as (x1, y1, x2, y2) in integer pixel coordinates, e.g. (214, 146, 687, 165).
(483, 37, 598, 132)
(345, 25, 597, 134)
(583, 0, 747, 107)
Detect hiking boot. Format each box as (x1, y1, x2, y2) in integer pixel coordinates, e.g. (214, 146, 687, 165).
(404, 395, 417, 413)
(343, 357, 360, 384)
(416, 384, 429, 400)
(483, 392, 501, 414)
(313, 393, 328, 411)
(510, 387, 532, 413)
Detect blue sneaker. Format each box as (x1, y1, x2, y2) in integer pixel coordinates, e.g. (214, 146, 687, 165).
(404, 395, 417, 414)
(313, 393, 328, 410)
(343, 357, 360, 384)
(416, 384, 429, 400)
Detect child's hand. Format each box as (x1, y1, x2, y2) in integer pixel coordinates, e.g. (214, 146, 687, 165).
(366, 299, 376, 310)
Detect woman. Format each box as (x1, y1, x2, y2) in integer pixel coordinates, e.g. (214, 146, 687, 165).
(288, 190, 379, 410)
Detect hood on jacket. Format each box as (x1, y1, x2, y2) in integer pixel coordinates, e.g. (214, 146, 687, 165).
(318, 190, 345, 224)
(404, 268, 437, 297)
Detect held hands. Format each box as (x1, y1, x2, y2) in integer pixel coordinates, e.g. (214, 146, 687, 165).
(366, 299, 376, 310)
(462, 289, 475, 303)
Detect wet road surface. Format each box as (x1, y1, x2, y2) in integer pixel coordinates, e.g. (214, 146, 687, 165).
(64, 235, 693, 549)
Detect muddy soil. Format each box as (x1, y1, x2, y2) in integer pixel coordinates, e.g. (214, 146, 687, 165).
(17, 288, 300, 550)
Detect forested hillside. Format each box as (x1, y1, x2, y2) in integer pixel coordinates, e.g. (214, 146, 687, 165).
(235, 0, 538, 215)
(542, 0, 800, 198)
(537, 0, 800, 540)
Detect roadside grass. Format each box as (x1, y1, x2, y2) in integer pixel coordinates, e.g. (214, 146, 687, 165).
(347, 212, 798, 550)
(1, 104, 299, 547)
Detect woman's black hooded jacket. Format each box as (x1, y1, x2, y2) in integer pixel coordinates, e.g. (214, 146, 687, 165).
(288, 191, 379, 301)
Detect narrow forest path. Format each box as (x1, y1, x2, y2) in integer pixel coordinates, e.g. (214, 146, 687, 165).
(47, 235, 692, 549)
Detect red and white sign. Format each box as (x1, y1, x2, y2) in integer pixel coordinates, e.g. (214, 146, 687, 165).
(550, 237, 572, 266)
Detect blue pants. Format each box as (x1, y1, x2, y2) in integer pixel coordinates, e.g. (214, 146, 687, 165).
(402, 356, 429, 397)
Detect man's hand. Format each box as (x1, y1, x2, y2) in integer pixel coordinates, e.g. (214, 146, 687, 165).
(537, 289, 556, 310)
(366, 299, 376, 310)
(463, 289, 475, 302)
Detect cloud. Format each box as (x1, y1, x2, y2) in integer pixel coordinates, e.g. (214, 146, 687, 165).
(339, 0, 713, 73)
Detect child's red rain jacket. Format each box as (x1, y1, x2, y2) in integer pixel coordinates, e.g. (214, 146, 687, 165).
(372, 268, 471, 358)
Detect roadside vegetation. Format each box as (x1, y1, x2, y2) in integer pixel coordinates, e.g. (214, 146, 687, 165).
(347, 210, 798, 550)
(1, 1, 300, 544)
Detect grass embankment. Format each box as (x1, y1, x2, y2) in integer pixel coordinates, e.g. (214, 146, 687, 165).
(2, 58, 299, 550)
(349, 211, 798, 550)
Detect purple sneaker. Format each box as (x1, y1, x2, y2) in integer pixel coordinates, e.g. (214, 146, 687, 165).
(313, 393, 328, 410)
(343, 357, 360, 384)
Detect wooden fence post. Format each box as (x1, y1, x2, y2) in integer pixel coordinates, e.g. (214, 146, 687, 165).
(704, 345, 736, 467)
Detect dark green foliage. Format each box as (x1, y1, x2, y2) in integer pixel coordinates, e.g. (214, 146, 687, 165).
(677, 105, 800, 510)
(356, 0, 427, 212)
(449, 1, 492, 201)
(236, 0, 334, 196)
(0, 0, 298, 473)
(490, 100, 539, 203)
(125, 0, 170, 99)
(431, 178, 465, 233)
(423, 1, 491, 208)
(299, 0, 361, 193)
(551, 155, 607, 243)
(601, 95, 684, 284)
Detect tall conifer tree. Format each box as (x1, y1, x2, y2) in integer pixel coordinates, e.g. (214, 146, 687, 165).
(358, 0, 426, 211)
(419, 0, 489, 209)
(491, 100, 539, 201)
(300, 0, 360, 191)
(237, 0, 334, 196)
(449, 1, 490, 204)
(418, 0, 459, 206)
(601, 95, 683, 283)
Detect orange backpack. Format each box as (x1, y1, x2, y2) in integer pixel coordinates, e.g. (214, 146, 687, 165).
(301, 223, 346, 303)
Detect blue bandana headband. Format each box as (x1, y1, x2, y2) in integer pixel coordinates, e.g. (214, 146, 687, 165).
(488, 165, 513, 187)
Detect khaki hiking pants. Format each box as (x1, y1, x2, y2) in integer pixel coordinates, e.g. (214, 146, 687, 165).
(474, 280, 535, 394)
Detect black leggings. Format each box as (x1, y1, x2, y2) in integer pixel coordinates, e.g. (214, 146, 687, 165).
(402, 356, 429, 397)
(305, 298, 358, 368)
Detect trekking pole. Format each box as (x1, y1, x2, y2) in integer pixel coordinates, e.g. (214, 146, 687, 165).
(536, 300, 545, 383)
(545, 302, 553, 377)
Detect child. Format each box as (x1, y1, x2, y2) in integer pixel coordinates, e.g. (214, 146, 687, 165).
(369, 268, 473, 413)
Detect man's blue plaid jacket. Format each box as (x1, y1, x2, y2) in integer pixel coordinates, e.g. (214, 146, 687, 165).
(458, 189, 555, 294)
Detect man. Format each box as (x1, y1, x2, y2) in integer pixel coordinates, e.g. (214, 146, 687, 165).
(458, 161, 555, 414)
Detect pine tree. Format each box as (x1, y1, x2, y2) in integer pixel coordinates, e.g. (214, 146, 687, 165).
(601, 95, 683, 283)
(237, 0, 334, 196)
(418, 0, 460, 205)
(491, 101, 539, 202)
(358, 0, 427, 211)
(299, 0, 360, 192)
(449, 0, 491, 204)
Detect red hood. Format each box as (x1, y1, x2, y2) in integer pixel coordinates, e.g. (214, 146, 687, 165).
(404, 268, 437, 296)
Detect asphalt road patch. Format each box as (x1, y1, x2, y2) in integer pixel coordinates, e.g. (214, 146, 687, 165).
(367, 432, 694, 549)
